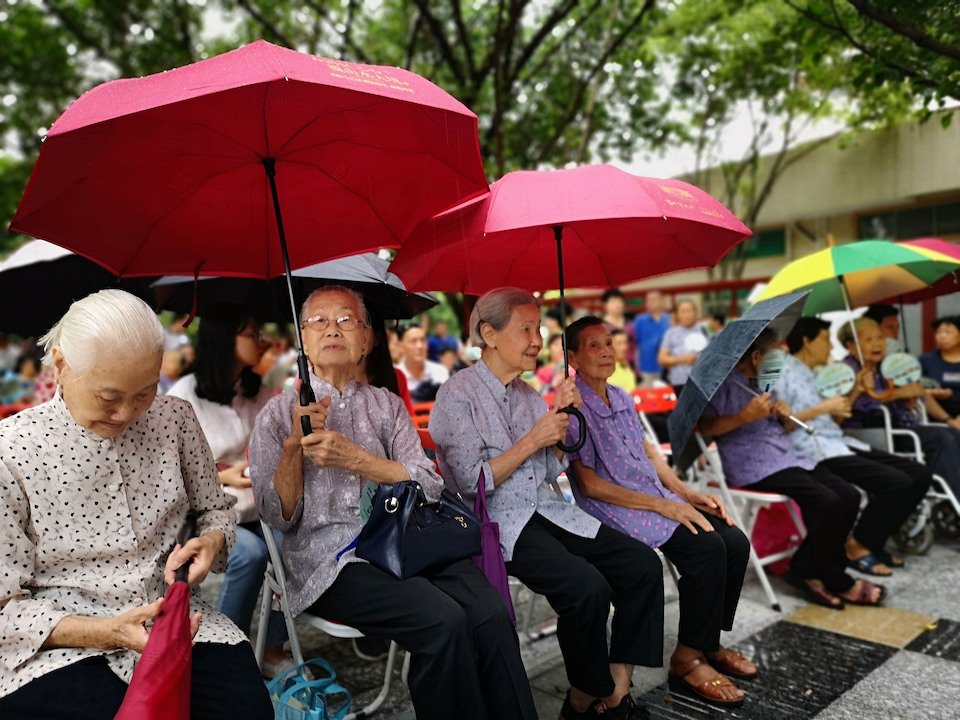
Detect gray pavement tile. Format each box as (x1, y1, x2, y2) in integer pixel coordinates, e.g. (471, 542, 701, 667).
(814, 651, 960, 720)
(877, 540, 960, 622)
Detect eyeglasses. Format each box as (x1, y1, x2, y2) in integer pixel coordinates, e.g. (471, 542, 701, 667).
(236, 329, 266, 343)
(301, 315, 364, 332)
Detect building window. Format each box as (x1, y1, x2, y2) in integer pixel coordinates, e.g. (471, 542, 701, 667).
(859, 201, 960, 239)
(743, 228, 786, 258)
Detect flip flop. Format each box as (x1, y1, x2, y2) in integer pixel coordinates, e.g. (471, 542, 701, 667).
(848, 553, 893, 577)
(784, 573, 845, 610)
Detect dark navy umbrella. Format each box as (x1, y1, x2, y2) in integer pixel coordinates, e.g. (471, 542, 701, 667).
(668, 291, 811, 473)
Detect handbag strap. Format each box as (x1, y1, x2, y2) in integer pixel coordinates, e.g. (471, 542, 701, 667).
(473, 469, 488, 516)
(265, 657, 337, 697)
(275, 678, 352, 715)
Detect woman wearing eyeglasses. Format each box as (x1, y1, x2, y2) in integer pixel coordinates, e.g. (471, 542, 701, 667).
(250, 286, 537, 720)
(166, 303, 292, 676)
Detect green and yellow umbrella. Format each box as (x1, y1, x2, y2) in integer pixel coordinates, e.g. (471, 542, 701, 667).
(755, 238, 960, 359)
(755, 239, 960, 315)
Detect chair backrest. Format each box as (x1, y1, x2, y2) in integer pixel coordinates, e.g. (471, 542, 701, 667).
(417, 427, 441, 475)
(411, 401, 434, 429)
(631, 386, 678, 414)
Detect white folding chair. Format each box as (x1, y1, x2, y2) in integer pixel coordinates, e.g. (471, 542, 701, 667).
(843, 404, 960, 549)
(694, 433, 805, 611)
(255, 521, 407, 719)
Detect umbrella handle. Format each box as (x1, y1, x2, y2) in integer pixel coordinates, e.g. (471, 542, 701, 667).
(865, 378, 895, 402)
(298, 353, 315, 437)
(556, 406, 586, 453)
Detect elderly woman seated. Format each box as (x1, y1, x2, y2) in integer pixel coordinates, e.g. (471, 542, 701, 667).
(781, 317, 932, 573)
(699, 329, 885, 610)
(0, 290, 271, 719)
(249, 286, 536, 720)
(840, 317, 960, 498)
(430, 287, 664, 720)
(564, 316, 753, 707)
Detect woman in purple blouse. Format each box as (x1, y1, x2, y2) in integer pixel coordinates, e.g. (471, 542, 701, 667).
(699, 329, 885, 610)
(565, 317, 752, 707)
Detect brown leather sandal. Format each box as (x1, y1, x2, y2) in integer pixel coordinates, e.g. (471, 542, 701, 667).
(705, 647, 758, 680)
(668, 656, 745, 707)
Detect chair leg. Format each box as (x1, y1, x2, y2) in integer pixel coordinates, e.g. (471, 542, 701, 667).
(253, 580, 271, 668)
(345, 640, 397, 720)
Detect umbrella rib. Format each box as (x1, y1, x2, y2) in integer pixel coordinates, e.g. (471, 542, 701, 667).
(272, 95, 395, 156)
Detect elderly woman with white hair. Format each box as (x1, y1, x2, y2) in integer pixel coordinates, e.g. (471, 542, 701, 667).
(430, 287, 664, 720)
(0, 290, 272, 719)
(250, 286, 536, 720)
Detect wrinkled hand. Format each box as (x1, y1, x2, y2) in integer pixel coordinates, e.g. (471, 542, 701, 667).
(740, 392, 773, 423)
(302, 430, 362, 470)
(111, 597, 202, 653)
(553, 376, 582, 410)
(685, 491, 734, 526)
(771, 399, 793, 421)
(164, 531, 225, 586)
(902, 381, 924, 399)
(948, 416, 960, 430)
(819, 395, 851, 418)
(290, 382, 331, 440)
(856, 367, 875, 393)
(528, 408, 571, 449)
(658, 500, 714, 535)
(218, 460, 251, 489)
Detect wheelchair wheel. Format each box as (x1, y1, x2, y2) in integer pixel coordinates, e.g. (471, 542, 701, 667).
(893, 510, 936, 555)
(932, 501, 960, 539)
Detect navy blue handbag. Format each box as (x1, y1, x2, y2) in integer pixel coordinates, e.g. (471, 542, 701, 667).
(354, 481, 481, 579)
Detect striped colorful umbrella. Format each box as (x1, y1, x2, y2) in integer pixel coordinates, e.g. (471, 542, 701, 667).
(755, 238, 960, 359)
(755, 239, 960, 315)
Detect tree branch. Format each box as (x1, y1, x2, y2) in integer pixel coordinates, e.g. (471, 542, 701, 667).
(410, 0, 465, 84)
(42, 0, 133, 76)
(848, 0, 960, 63)
(508, 0, 580, 84)
(234, 0, 295, 48)
(449, 0, 476, 79)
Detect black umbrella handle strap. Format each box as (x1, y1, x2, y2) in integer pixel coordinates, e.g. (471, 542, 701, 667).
(174, 511, 198, 584)
(556, 406, 586, 453)
(298, 353, 315, 437)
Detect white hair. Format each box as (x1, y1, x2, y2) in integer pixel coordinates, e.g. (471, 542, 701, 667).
(299, 285, 371, 326)
(469, 287, 539, 347)
(39, 289, 164, 374)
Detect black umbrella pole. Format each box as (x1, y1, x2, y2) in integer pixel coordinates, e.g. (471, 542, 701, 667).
(552, 225, 585, 453)
(263, 158, 314, 437)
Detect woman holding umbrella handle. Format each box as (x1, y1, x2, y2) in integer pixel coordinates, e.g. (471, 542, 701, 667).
(431, 287, 664, 720)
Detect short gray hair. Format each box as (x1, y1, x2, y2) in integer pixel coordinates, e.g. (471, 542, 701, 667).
(39, 289, 164, 374)
(837, 317, 878, 348)
(469, 287, 539, 347)
(300, 285, 371, 327)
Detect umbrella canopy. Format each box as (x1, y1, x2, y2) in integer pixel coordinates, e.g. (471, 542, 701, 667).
(391, 164, 752, 294)
(11, 39, 488, 279)
(879, 238, 960, 304)
(152, 253, 437, 322)
(753, 239, 960, 315)
(668, 291, 810, 473)
(114, 514, 197, 720)
(0, 240, 155, 337)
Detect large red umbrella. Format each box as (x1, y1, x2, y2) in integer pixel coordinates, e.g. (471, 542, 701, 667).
(391, 164, 751, 449)
(11, 40, 487, 432)
(114, 515, 196, 720)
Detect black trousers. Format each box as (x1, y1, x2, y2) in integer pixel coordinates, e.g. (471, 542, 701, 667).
(658, 516, 750, 652)
(307, 559, 537, 720)
(505, 514, 664, 699)
(908, 425, 960, 496)
(747, 465, 860, 594)
(820, 448, 933, 553)
(0, 641, 272, 720)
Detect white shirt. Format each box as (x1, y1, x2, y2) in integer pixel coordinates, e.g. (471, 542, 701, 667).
(396, 359, 449, 395)
(0, 393, 244, 698)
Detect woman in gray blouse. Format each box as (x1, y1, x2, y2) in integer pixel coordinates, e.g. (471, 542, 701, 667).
(250, 286, 536, 720)
(431, 287, 664, 720)
(0, 290, 271, 719)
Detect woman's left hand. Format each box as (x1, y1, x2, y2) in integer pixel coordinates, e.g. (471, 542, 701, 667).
(164, 530, 225, 585)
(684, 490, 734, 526)
(553, 376, 582, 410)
(302, 430, 363, 471)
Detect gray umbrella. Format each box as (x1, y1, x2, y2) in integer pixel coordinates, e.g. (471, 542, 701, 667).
(668, 291, 811, 472)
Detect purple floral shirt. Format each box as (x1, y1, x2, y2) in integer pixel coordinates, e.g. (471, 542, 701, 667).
(566, 377, 681, 548)
(842, 355, 918, 429)
(704, 369, 815, 487)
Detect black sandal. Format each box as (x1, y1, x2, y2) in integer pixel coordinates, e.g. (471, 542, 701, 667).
(848, 553, 893, 577)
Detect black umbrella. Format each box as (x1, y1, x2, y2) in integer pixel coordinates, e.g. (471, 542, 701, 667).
(668, 291, 811, 473)
(0, 240, 155, 337)
(151, 253, 437, 322)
